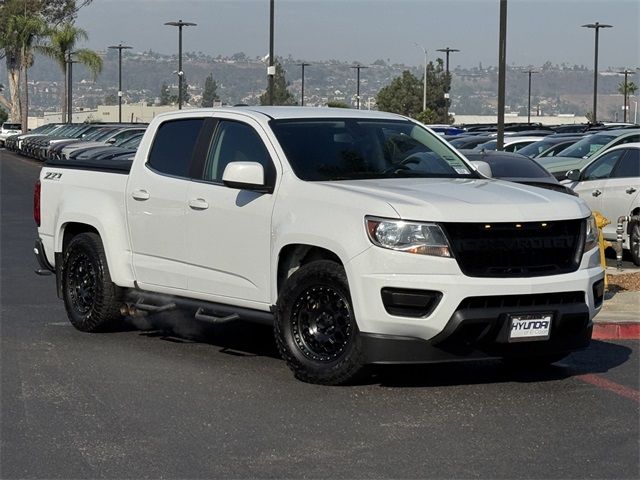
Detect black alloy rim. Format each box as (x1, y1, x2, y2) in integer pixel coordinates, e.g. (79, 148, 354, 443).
(67, 252, 98, 314)
(291, 286, 353, 362)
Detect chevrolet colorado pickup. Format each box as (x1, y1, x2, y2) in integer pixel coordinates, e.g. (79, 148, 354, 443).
(34, 107, 605, 384)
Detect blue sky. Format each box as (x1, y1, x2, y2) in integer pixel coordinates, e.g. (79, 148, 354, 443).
(76, 0, 639, 69)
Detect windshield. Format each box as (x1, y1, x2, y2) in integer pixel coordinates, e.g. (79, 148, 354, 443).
(557, 134, 615, 158)
(117, 133, 143, 147)
(517, 140, 556, 157)
(270, 119, 475, 181)
(475, 140, 497, 151)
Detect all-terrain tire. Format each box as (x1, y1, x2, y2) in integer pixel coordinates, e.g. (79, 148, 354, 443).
(61, 232, 122, 332)
(274, 260, 365, 385)
(630, 221, 640, 266)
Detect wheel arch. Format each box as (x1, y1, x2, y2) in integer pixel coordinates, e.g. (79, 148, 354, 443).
(276, 244, 344, 295)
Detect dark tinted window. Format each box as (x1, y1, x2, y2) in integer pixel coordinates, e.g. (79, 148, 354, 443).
(148, 119, 205, 177)
(203, 121, 274, 183)
(612, 149, 640, 178)
(271, 119, 473, 181)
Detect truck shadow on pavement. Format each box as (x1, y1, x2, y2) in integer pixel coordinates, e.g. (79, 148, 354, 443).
(370, 340, 635, 388)
(118, 311, 635, 388)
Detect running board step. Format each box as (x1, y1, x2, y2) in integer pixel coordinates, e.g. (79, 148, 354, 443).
(195, 308, 240, 325)
(132, 298, 177, 313)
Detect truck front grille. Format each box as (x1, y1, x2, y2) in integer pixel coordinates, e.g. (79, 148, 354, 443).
(442, 219, 584, 278)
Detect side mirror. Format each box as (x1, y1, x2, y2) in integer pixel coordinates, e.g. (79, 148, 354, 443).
(106, 138, 117, 144)
(565, 169, 581, 181)
(222, 162, 271, 193)
(471, 160, 492, 178)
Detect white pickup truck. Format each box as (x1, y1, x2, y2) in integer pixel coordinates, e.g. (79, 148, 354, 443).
(35, 107, 605, 384)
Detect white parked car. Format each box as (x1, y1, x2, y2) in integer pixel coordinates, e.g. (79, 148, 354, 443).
(566, 143, 640, 265)
(0, 122, 22, 146)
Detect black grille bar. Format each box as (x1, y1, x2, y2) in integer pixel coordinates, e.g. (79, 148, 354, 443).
(442, 219, 584, 278)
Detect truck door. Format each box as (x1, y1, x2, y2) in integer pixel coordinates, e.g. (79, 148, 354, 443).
(126, 117, 207, 290)
(185, 116, 279, 306)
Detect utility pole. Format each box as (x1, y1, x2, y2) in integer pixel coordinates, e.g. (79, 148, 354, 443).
(497, 0, 507, 151)
(414, 43, 427, 111)
(350, 64, 368, 109)
(617, 69, 634, 123)
(436, 47, 460, 121)
(297, 62, 310, 106)
(581, 22, 612, 123)
(523, 69, 538, 124)
(108, 43, 132, 123)
(268, 0, 275, 105)
(165, 20, 197, 110)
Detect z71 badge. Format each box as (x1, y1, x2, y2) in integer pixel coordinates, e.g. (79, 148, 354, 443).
(43, 172, 62, 181)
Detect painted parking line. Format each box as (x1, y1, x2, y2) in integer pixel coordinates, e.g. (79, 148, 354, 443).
(576, 373, 640, 403)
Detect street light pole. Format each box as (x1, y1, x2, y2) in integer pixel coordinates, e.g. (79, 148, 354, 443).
(268, 0, 275, 105)
(108, 43, 132, 123)
(165, 20, 197, 110)
(350, 64, 368, 109)
(297, 62, 310, 106)
(523, 69, 538, 124)
(414, 43, 427, 111)
(582, 22, 612, 124)
(66, 52, 79, 123)
(436, 46, 460, 122)
(497, 0, 508, 151)
(617, 69, 634, 123)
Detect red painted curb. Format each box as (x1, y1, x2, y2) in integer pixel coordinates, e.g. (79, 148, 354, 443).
(593, 323, 640, 340)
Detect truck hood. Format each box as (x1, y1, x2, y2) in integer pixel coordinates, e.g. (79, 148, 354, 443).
(319, 178, 591, 222)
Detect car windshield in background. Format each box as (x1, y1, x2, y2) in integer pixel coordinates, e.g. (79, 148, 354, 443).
(556, 134, 616, 158)
(270, 119, 475, 181)
(517, 140, 557, 157)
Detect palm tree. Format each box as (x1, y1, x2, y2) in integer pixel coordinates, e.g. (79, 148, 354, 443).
(6, 14, 47, 131)
(38, 23, 103, 121)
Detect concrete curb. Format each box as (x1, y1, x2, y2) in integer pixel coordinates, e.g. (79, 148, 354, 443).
(593, 323, 640, 340)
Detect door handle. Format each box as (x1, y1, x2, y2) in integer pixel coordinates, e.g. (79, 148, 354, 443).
(188, 198, 209, 210)
(592, 189, 602, 197)
(132, 189, 150, 201)
(626, 187, 637, 194)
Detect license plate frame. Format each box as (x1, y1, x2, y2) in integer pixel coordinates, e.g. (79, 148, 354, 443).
(508, 313, 553, 342)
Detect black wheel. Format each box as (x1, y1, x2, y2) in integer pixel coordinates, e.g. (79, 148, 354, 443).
(274, 260, 365, 385)
(61, 232, 122, 332)
(501, 353, 568, 369)
(630, 221, 640, 267)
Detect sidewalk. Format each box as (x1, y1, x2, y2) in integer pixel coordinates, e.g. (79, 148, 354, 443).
(592, 267, 640, 340)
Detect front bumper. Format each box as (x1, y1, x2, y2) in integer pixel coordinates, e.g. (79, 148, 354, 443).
(347, 245, 604, 363)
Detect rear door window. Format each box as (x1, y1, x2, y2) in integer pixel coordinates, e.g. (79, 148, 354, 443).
(611, 149, 640, 178)
(147, 119, 205, 178)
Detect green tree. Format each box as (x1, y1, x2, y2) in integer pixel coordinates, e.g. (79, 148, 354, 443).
(104, 93, 117, 106)
(201, 73, 219, 107)
(159, 83, 171, 105)
(327, 100, 349, 108)
(376, 59, 451, 123)
(260, 61, 296, 106)
(37, 22, 103, 120)
(1, 0, 92, 122)
(376, 70, 423, 117)
(0, 106, 8, 124)
(618, 81, 638, 120)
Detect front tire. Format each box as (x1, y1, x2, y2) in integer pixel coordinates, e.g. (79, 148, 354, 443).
(274, 260, 365, 385)
(61, 232, 122, 332)
(630, 221, 640, 266)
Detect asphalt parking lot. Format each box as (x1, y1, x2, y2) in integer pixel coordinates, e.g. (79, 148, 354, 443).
(1, 149, 639, 479)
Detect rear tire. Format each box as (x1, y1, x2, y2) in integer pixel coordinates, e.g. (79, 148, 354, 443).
(630, 221, 640, 266)
(61, 232, 122, 332)
(274, 260, 365, 385)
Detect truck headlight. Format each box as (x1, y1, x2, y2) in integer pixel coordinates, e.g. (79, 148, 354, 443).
(366, 217, 452, 257)
(584, 215, 598, 252)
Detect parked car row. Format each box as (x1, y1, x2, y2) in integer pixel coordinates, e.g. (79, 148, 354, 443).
(3, 122, 147, 163)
